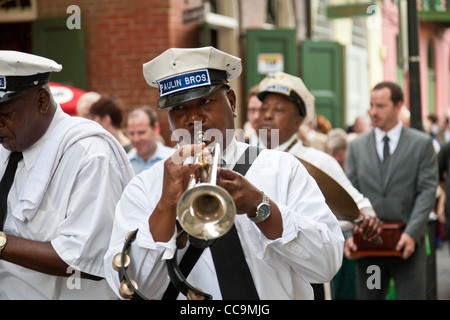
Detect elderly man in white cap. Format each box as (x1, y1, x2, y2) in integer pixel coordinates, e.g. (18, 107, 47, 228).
(256, 71, 382, 299)
(0, 51, 134, 299)
(104, 46, 344, 300)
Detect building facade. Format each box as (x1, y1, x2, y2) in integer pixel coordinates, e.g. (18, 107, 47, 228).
(1, 0, 449, 143)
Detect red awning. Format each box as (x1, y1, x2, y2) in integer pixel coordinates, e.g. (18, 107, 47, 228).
(49, 82, 86, 116)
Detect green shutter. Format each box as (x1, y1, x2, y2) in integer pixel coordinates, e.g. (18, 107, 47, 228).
(300, 40, 344, 128)
(245, 28, 298, 94)
(32, 17, 87, 89)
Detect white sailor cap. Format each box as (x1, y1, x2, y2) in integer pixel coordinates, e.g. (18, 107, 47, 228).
(143, 46, 242, 109)
(0, 50, 62, 104)
(258, 71, 315, 124)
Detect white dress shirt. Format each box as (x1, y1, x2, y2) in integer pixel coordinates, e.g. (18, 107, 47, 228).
(104, 139, 344, 300)
(127, 141, 174, 174)
(0, 106, 130, 299)
(374, 121, 403, 162)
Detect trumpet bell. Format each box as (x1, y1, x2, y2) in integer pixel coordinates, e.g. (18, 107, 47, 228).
(177, 183, 236, 240)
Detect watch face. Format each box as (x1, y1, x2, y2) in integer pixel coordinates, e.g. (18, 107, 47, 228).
(258, 203, 270, 219)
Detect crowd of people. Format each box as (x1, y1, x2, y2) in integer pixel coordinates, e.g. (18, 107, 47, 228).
(0, 47, 447, 301)
(74, 91, 173, 175)
(242, 72, 448, 300)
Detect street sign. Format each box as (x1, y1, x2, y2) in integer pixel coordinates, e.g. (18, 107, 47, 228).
(327, 2, 377, 19)
(257, 53, 284, 74)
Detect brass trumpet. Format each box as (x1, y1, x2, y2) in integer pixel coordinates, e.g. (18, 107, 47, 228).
(176, 132, 236, 241)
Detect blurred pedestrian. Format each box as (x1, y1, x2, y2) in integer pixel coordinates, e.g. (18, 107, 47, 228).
(89, 96, 133, 153)
(399, 105, 410, 127)
(437, 142, 450, 253)
(347, 115, 371, 142)
(347, 115, 371, 134)
(126, 105, 173, 174)
(243, 85, 261, 146)
(345, 81, 438, 299)
(436, 109, 450, 146)
(298, 116, 329, 151)
(326, 128, 348, 170)
(425, 113, 440, 138)
(316, 114, 332, 134)
(76, 91, 100, 119)
(0, 51, 134, 299)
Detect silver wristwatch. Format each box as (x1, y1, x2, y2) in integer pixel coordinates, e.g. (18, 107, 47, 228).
(249, 192, 271, 223)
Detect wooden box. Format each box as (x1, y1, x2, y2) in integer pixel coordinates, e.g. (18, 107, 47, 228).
(350, 221, 406, 258)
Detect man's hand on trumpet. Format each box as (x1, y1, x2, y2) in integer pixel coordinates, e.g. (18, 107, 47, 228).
(216, 168, 283, 240)
(149, 143, 206, 243)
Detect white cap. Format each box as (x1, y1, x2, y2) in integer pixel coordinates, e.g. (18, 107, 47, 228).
(258, 71, 315, 124)
(0, 50, 62, 103)
(143, 46, 242, 109)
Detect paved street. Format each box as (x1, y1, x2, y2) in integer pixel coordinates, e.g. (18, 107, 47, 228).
(437, 240, 450, 300)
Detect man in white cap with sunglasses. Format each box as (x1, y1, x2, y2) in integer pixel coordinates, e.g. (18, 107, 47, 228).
(0, 51, 134, 299)
(104, 46, 344, 300)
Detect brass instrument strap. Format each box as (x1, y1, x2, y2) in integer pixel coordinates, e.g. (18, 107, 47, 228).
(210, 225, 259, 299)
(210, 146, 261, 299)
(162, 145, 261, 300)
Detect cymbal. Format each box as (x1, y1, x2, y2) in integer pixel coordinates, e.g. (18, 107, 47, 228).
(296, 157, 359, 221)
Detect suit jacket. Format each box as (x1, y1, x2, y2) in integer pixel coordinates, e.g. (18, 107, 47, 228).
(345, 126, 438, 242)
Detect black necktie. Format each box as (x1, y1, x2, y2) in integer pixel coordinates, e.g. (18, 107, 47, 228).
(383, 136, 390, 163)
(210, 225, 259, 299)
(0, 152, 23, 230)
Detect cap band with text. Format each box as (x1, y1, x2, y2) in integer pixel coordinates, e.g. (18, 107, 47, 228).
(264, 84, 291, 96)
(157, 69, 211, 97)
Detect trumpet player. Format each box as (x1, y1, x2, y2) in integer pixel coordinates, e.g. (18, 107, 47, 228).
(104, 47, 344, 300)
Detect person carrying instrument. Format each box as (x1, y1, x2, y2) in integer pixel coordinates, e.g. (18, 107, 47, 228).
(104, 46, 344, 300)
(345, 82, 438, 299)
(256, 71, 383, 299)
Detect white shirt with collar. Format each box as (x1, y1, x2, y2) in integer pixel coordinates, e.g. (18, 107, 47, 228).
(0, 106, 128, 299)
(127, 141, 174, 175)
(374, 121, 402, 162)
(104, 138, 344, 300)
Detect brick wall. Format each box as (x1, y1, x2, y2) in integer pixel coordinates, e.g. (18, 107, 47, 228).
(37, 0, 202, 145)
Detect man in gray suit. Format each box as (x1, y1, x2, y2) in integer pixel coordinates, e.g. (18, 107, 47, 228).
(345, 81, 438, 299)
